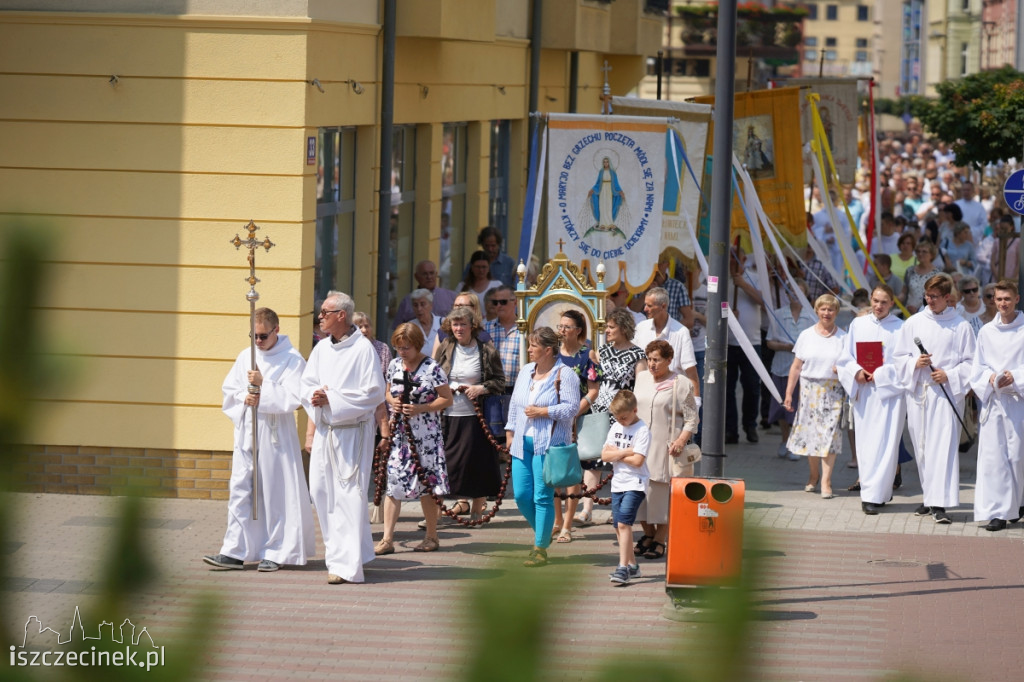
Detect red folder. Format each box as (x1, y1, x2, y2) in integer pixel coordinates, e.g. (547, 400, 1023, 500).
(856, 341, 884, 373)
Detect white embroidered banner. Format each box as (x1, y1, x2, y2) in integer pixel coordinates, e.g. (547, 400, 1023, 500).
(546, 113, 667, 291)
(612, 97, 712, 271)
(787, 77, 861, 185)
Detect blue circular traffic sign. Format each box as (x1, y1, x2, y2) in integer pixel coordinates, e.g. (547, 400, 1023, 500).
(1004, 169, 1024, 215)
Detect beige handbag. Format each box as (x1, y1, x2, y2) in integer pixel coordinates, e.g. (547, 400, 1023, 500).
(669, 376, 701, 476)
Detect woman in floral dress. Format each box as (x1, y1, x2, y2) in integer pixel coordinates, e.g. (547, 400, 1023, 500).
(576, 307, 646, 525)
(552, 309, 601, 542)
(375, 323, 453, 555)
(784, 294, 848, 499)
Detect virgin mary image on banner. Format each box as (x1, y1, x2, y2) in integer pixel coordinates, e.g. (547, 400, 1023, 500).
(583, 152, 629, 240)
(738, 115, 775, 179)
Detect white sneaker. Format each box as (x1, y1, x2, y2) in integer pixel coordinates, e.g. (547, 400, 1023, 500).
(776, 444, 788, 458)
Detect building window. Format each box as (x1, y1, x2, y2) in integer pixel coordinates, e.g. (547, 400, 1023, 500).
(825, 37, 837, 47)
(857, 5, 869, 21)
(804, 49, 818, 62)
(489, 120, 510, 242)
(805, 3, 818, 20)
(826, 4, 837, 20)
(960, 42, 969, 76)
(824, 49, 837, 61)
(389, 125, 417, 313)
(855, 50, 869, 62)
(804, 36, 818, 47)
(856, 38, 868, 48)
(440, 123, 468, 289)
(315, 126, 357, 303)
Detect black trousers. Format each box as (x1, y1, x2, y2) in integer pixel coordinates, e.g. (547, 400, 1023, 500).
(726, 343, 761, 436)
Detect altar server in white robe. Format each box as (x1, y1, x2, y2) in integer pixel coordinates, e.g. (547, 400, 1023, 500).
(891, 273, 976, 524)
(837, 285, 905, 515)
(302, 291, 387, 584)
(969, 280, 1024, 532)
(204, 307, 315, 572)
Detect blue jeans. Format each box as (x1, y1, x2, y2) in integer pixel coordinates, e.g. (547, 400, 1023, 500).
(512, 437, 555, 549)
(612, 490, 646, 526)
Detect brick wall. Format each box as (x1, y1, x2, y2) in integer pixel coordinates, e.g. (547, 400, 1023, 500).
(12, 445, 232, 500)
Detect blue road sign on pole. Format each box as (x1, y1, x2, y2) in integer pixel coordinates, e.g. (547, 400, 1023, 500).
(1003, 169, 1024, 215)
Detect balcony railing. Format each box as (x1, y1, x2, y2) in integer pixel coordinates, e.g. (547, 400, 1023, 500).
(676, 2, 805, 64)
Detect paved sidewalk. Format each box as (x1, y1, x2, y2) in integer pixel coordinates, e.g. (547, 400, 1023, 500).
(4, 425, 1023, 681)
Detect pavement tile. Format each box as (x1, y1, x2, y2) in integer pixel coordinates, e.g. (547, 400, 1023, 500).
(4, 428, 1023, 680)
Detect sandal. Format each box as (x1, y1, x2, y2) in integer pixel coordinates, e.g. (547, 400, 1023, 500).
(573, 511, 593, 527)
(413, 537, 440, 552)
(643, 541, 666, 560)
(634, 535, 654, 555)
(555, 528, 573, 544)
(523, 547, 548, 567)
(373, 539, 394, 556)
(450, 500, 471, 516)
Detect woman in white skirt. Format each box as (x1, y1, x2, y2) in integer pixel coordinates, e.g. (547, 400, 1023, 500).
(784, 294, 847, 499)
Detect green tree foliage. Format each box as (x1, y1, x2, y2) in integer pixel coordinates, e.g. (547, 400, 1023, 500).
(914, 66, 1024, 170)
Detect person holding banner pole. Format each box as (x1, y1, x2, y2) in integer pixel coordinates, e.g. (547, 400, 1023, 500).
(725, 248, 765, 444)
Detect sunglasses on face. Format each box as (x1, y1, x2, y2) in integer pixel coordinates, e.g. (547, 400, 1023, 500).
(492, 299, 511, 305)
(961, 287, 979, 294)
(253, 333, 271, 341)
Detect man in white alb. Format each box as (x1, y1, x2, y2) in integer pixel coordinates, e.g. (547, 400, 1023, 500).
(891, 273, 976, 524)
(204, 307, 315, 572)
(302, 291, 386, 584)
(836, 286, 905, 515)
(969, 280, 1024, 531)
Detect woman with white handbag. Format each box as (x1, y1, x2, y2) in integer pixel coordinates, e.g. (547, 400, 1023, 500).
(632, 339, 699, 560)
(575, 307, 647, 526)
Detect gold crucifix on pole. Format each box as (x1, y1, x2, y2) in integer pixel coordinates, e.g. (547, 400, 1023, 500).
(229, 220, 275, 520)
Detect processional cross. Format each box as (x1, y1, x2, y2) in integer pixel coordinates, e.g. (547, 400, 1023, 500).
(229, 220, 275, 520)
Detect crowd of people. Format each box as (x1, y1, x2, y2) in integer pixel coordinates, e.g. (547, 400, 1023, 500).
(201, 130, 1024, 585)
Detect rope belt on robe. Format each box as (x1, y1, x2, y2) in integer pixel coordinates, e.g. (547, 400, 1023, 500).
(323, 417, 369, 508)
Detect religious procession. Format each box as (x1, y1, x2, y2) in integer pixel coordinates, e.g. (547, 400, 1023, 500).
(203, 81, 1024, 588)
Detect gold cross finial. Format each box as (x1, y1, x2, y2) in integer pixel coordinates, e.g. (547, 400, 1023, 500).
(556, 238, 566, 252)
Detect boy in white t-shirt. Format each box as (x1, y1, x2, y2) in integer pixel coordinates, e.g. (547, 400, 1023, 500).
(601, 390, 651, 585)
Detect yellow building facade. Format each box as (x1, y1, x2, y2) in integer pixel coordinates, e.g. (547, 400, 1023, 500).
(0, 0, 662, 498)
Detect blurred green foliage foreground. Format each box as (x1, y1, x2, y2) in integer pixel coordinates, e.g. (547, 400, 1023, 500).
(0, 223, 213, 680)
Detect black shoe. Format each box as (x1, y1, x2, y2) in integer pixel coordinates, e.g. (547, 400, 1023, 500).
(203, 554, 244, 569)
(745, 427, 759, 443)
(862, 502, 879, 515)
(984, 519, 1007, 532)
(847, 481, 861, 492)
(1011, 507, 1024, 524)
(913, 504, 931, 517)
(893, 467, 902, 490)
(933, 507, 951, 524)
(725, 433, 739, 445)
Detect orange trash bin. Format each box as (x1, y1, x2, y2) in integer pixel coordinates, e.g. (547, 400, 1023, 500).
(665, 477, 745, 588)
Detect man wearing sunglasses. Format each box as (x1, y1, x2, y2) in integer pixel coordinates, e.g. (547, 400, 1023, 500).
(301, 291, 387, 584)
(204, 308, 315, 573)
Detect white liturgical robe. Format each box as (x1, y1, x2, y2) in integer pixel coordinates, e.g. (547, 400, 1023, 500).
(891, 306, 976, 509)
(220, 334, 315, 565)
(837, 313, 905, 506)
(301, 329, 386, 583)
(969, 311, 1024, 522)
